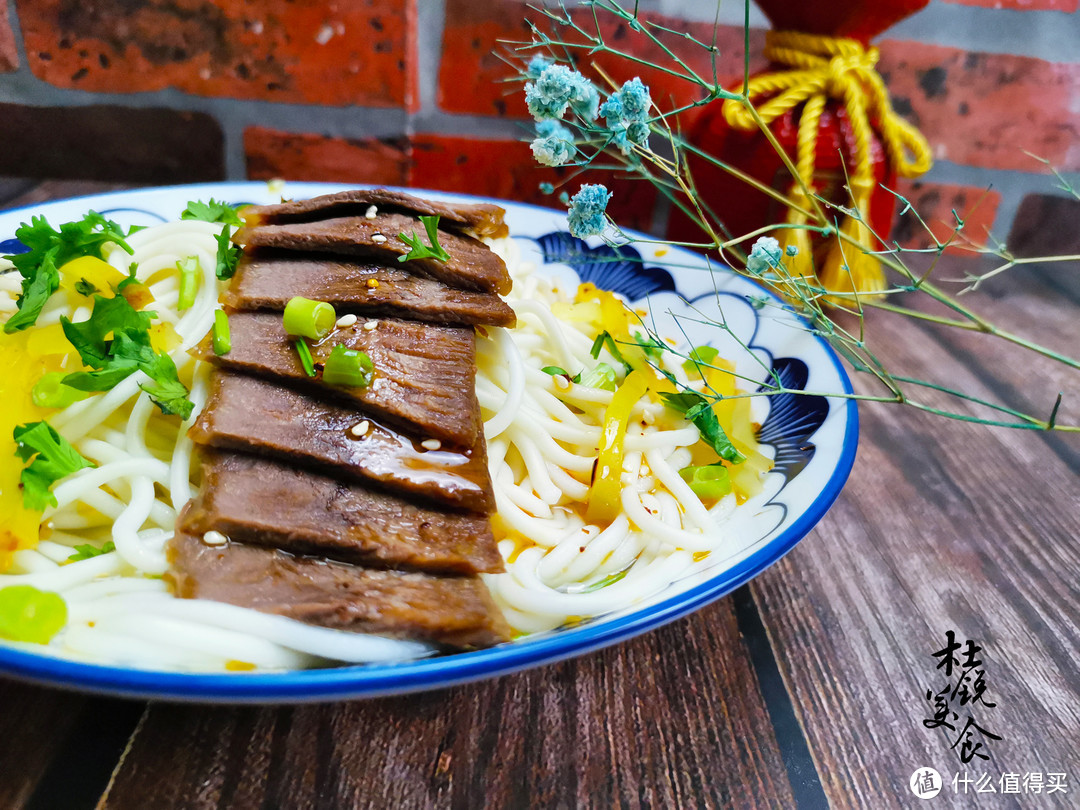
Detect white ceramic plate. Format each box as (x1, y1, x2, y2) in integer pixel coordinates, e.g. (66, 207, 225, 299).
(0, 182, 857, 701)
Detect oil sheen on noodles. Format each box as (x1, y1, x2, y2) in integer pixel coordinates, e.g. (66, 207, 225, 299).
(0, 216, 767, 672)
(478, 237, 760, 636)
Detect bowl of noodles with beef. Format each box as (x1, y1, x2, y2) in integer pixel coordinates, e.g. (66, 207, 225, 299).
(0, 182, 856, 701)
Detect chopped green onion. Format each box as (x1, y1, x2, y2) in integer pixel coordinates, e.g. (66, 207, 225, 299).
(578, 362, 618, 391)
(634, 331, 665, 360)
(683, 345, 719, 373)
(31, 372, 89, 409)
(177, 256, 200, 311)
(0, 585, 67, 644)
(283, 296, 336, 340)
(322, 345, 374, 388)
(294, 338, 316, 377)
(580, 569, 628, 593)
(679, 464, 732, 500)
(589, 330, 632, 373)
(212, 310, 231, 355)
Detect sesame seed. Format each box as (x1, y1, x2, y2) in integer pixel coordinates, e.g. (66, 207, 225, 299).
(553, 375, 570, 390)
(336, 314, 358, 328)
(421, 438, 442, 451)
(203, 531, 228, 546)
(365, 205, 378, 219)
(350, 420, 370, 438)
(371, 233, 387, 244)
(642, 410, 655, 425)
(366, 279, 380, 289)
(363, 320, 378, 331)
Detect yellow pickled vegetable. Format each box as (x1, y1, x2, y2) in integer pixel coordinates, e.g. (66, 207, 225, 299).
(149, 321, 181, 354)
(58, 255, 125, 296)
(587, 369, 650, 525)
(554, 283, 677, 395)
(26, 323, 72, 357)
(701, 357, 772, 500)
(0, 329, 59, 570)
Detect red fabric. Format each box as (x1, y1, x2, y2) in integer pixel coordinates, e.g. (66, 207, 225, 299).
(667, 0, 927, 250)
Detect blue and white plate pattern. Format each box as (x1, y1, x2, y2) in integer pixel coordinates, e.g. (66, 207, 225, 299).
(0, 182, 857, 702)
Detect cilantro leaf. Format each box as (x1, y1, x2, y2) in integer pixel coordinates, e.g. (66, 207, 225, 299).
(13, 421, 95, 511)
(541, 365, 583, 383)
(214, 225, 241, 280)
(137, 352, 194, 419)
(67, 541, 116, 562)
(397, 215, 451, 263)
(74, 278, 98, 297)
(3, 213, 132, 333)
(116, 262, 140, 292)
(59, 295, 193, 418)
(589, 330, 633, 373)
(181, 199, 243, 227)
(659, 389, 746, 464)
(61, 295, 153, 370)
(3, 248, 61, 333)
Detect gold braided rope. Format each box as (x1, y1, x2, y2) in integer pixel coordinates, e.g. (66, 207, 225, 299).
(722, 31, 934, 298)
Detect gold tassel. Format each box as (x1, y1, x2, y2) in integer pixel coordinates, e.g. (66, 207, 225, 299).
(778, 186, 816, 285)
(819, 183, 885, 307)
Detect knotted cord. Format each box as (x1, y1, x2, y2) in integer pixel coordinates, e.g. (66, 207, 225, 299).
(722, 31, 934, 298)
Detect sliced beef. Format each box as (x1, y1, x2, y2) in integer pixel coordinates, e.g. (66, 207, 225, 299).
(224, 253, 515, 327)
(241, 188, 509, 239)
(180, 450, 504, 575)
(167, 532, 511, 649)
(195, 312, 481, 446)
(236, 212, 512, 296)
(188, 372, 495, 513)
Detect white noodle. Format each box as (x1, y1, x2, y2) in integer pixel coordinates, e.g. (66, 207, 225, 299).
(0, 218, 768, 672)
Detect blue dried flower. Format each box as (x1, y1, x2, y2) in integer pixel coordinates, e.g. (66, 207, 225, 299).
(526, 55, 551, 79)
(747, 236, 783, 274)
(567, 184, 612, 238)
(600, 77, 652, 154)
(785, 244, 800, 257)
(531, 120, 575, 167)
(616, 77, 651, 119)
(539, 181, 555, 195)
(525, 64, 600, 121)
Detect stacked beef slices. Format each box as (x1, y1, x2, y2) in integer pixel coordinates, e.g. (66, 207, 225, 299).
(166, 190, 517, 649)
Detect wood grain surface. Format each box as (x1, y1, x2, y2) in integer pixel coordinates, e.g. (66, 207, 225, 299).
(99, 600, 797, 810)
(751, 255, 1080, 809)
(1, 182, 1077, 809)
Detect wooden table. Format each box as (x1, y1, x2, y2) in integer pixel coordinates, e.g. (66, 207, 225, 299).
(1, 180, 1077, 809)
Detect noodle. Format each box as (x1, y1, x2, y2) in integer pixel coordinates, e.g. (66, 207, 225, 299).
(0, 211, 772, 670)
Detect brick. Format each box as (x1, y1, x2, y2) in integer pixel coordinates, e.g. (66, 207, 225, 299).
(438, 0, 766, 120)
(409, 134, 658, 232)
(878, 41, 1080, 172)
(20, 0, 413, 106)
(1007, 193, 1080, 258)
(944, 0, 1077, 10)
(890, 180, 1001, 252)
(243, 128, 658, 232)
(244, 127, 409, 186)
(0, 103, 224, 183)
(0, 0, 17, 72)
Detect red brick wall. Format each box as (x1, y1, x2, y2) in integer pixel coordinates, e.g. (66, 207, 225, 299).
(0, 0, 1077, 249)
